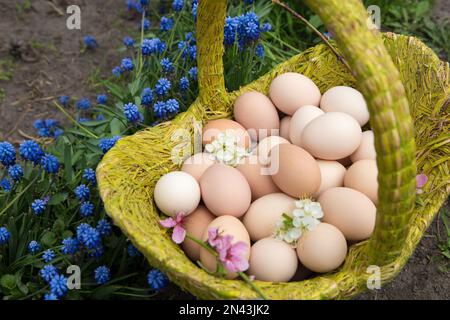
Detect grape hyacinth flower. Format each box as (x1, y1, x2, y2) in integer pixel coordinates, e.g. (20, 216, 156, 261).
(98, 136, 121, 153)
(94, 266, 111, 285)
(76, 223, 101, 250)
(261, 22, 272, 32)
(76, 98, 91, 110)
(160, 212, 186, 244)
(179, 77, 189, 91)
(123, 103, 143, 123)
(147, 269, 168, 291)
(188, 67, 198, 81)
(50, 275, 68, 298)
(127, 243, 141, 257)
(83, 168, 97, 185)
(160, 58, 174, 73)
(155, 78, 171, 96)
(89, 244, 105, 259)
(143, 19, 151, 31)
(140, 0, 149, 7)
(0, 141, 16, 166)
(31, 198, 49, 215)
(121, 57, 134, 71)
(0, 178, 11, 192)
(75, 184, 90, 202)
(160, 16, 174, 31)
(96, 94, 108, 104)
(255, 43, 264, 58)
(96, 219, 112, 237)
(84, 35, 98, 49)
(141, 38, 165, 55)
(80, 201, 94, 217)
(33, 119, 62, 138)
(172, 0, 184, 11)
(44, 293, 58, 301)
(40, 265, 59, 283)
(123, 36, 135, 48)
(40, 154, 59, 173)
(59, 95, 70, 106)
(42, 249, 56, 263)
(8, 164, 24, 182)
(141, 87, 153, 106)
(112, 66, 122, 77)
(191, 0, 197, 20)
(61, 237, 79, 255)
(224, 16, 238, 45)
(20, 140, 44, 164)
(28, 240, 41, 254)
(0, 227, 10, 245)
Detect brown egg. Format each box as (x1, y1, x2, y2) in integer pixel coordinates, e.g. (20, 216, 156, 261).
(181, 152, 215, 182)
(254, 136, 290, 166)
(243, 193, 296, 241)
(202, 119, 251, 149)
(269, 72, 321, 115)
(236, 155, 281, 201)
(296, 223, 347, 273)
(200, 164, 252, 217)
(200, 215, 250, 279)
(181, 206, 215, 261)
(350, 130, 376, 162)
(315, 160, 346, 197)
(289, 105, 324, 147)
(234, 91, 280, 141)
(270, 144, 321, 198)
(318, 187, 376, 241)
(344, 159, 378, 204)
(248, 238, 298, 282)
(279, 116, 291, 141)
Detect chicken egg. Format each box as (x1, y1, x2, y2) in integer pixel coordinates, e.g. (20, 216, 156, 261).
(350, 130, 376, 162)
(279, 116, 291, 141)
(344, 159, 378, 204)
(181, 152, 215, 182)
(182, 206, 215, 261)
(202, 119, 251, 149)
(315, 160, 346, 197)
(253, 135, 290, 166)
(289, 105, 324, 147)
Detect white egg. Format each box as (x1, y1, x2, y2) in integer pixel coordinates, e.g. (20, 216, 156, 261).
(289, 105, 324, 147)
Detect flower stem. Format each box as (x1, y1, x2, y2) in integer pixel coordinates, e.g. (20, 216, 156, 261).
(53, 102, 98, 138)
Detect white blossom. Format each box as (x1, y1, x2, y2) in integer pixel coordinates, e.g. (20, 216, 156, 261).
(204, 130, 249, 166)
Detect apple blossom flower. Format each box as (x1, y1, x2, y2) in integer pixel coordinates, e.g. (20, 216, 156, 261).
(159, 212, 187, 244)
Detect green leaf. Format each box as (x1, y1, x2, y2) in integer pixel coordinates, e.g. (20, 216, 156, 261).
(41, 231, 57, 247)
(63, 144, 74, 182)
(415, 1, 429, 18)
(48, 193, 68, 205)
(53, 218, 66, 234)
(308, 15, 323, 29)
(110, 118, 124, 136)
(1, 274, 16, 290)
(62, 230, 73, 239)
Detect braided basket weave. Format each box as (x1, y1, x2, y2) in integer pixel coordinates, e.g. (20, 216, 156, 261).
(97, 0, 449, 299)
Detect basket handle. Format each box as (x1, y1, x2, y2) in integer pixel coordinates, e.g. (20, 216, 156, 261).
(196, 0, 417, 266)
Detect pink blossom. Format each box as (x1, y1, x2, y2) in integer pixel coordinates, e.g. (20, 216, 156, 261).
(159, 212, 186, 244)
(416, 174, 428, 194)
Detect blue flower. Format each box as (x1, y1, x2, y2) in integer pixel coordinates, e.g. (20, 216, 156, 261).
(28, 240, 41, 254)
(123, 103, 143, 123)
(76, 223, 101, 250)
(84, 35, 98, 49)
(40, 154, 59, 173)
(50, 275, 68, 297)
(0, 178, 11, 192)
(244, 0, 254, 4)
(33, 119, 61, 138)
(127, 243, 141, 257)
(78, 117, 90, 123)
(0, 141, 16, 166)
(44, 293, 58, 300)
(234, 11, 261, 47)
(185, 32, 196, 44)
(96, 94, 108, 104)
(89, 244, 104, 259)
(83, 168, 97, 185)
(75, 184, 90, 202)
(80, 201, 94, 217)
(31, 198, 48, 215)
(141, 87, 153, 106)
(112, 66, 122, 77)
(40, 265, 58, 283)
(0, 227, 10, 245)
(261, 22, 272, 32)
(94, 266, 111, 284)
(179, 77, 189, 91)
(121, 57, 134, 71)
(323, 31, 333, 39)
(160, 16, 174, 31)
(96, 114, 105, 121)
(160, 58, 173, 73)
(98, 136, 121, 153)
(143, 19, 151, 31)
(178, 41, 188, 58)
(188, 45, 196, 60)
(59, 95, 70, 106)
(127, 0, 143, 12)
(166, 99, 180, 114)
(191, 1, 197, 20)
(224, 16, 238, 45)
(140, 0, 149, 6)
(255, 43, 264, 58)
(172, 0, 184, 11)
(76, 98, 91, 110)
(155, 78, 171, 96)
(123, 36, 135, 48)
(142, 38, 166, 55)
(147, 269, 168, 291)
(188, 67, 198, 81)
(96, 219, 112, 237)
(42, 249, 56, 263)
(61, 237, 79, 255)
(20, 140, 44, 164)
(153, 101, 167, 119)
(8, 164, 23, 182)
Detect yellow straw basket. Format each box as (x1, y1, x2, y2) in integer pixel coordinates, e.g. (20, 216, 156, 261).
(97, 0, 449, 299)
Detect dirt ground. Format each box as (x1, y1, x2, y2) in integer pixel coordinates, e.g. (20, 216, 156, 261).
(0, 0, 448, 300)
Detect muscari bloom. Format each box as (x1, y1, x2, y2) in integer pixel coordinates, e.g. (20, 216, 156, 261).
(83, 168, 96, 185)
(0, 227, 10, 245)
(98, 136, 121, 153)
(61, 237, 79, 255)
(112, 66, 122, 77)
(8, 164, 23, 182)
(123, 103, 143, 123)
(96, 94, 108, 104)
(224, 16, 238, 45)
(89, 244, 104, 259)
(261, 22, 272, 32)
(40, 265, 58, 283)
(123, 36, 135, 48)
(255, 43, 264, 58)
(33, 119, 62, 138)
(160, 212, 186, 244)
(160, 57, 174, 73)
(141, 38, 166, 56)
(59, 95, 70, 106)
(140, 0, 149, 6)
(94, 266, 111, 285)
(40, 154, 59, 174)
(80, 201, 94, 217)
(50, 275, 68, 298)
(191, 0, 197, 20)
(96, 219, 112, 237)
(76, 98, 91, 110)
(188, 67, 197, 81)
(155, 78, 171, 96)
(84, 35, 98, 49)
(143, 18, 151, 31)
(179, 77, 189, 91)
(0, 141, 16, 166)
(141, 87, 153, 106)
(20, 140, 44, 164)
(42, 249, 56, 263)
(76, 223, 101, 250)
(28, 240, 41, 254)
(172, 0, 184, 11)
(31, 198, 48, 215)
(121, 57, 134, 71)
(127, 243, 141, 257)
(44, 293, 58, 300)
(153, 99, 179, 119)
(75, 184, 90, 202)
(160, 16, 174, 31)
(147, 269, 168, 291)
(0, 178, 11, 192)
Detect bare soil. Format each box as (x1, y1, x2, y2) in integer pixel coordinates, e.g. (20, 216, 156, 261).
(0, 0, 448, 300)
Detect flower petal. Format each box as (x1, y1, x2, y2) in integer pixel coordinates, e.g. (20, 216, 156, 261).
(172, 225, 186, 244)
(416, 174, 428, 188)
(159, 217, 176, 228)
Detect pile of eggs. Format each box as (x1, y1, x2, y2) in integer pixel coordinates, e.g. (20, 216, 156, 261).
(154, 72, 378, 282)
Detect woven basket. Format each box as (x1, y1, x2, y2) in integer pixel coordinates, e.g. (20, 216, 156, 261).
(97, 0, 449, 299)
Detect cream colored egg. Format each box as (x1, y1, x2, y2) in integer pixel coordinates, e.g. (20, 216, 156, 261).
(248, 238, 298, 282)
(200, 164, 252, 217)
(254, 136, 290, 166)
(296, 223, 347, 273)
(181, 206, 215, 261)
(315, 160, 346, 197)
(350, 130, 376, 162)
(289, 105, 324, 147)
(200, 215, 250, 279)
(302, 112, 362, 160)
(243, 193, 296, 241)
(320, 86, 369, 126)
(154, 171, 201, 217)
(279, 116, 291, 141)
(236, 155, 280, 200)
(269, 72, 321, 115)
(318, 187, 376, 241)
(234, 91, 280, 141)
(344, 159, 378, 204)
(181, 152, 215, 182)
